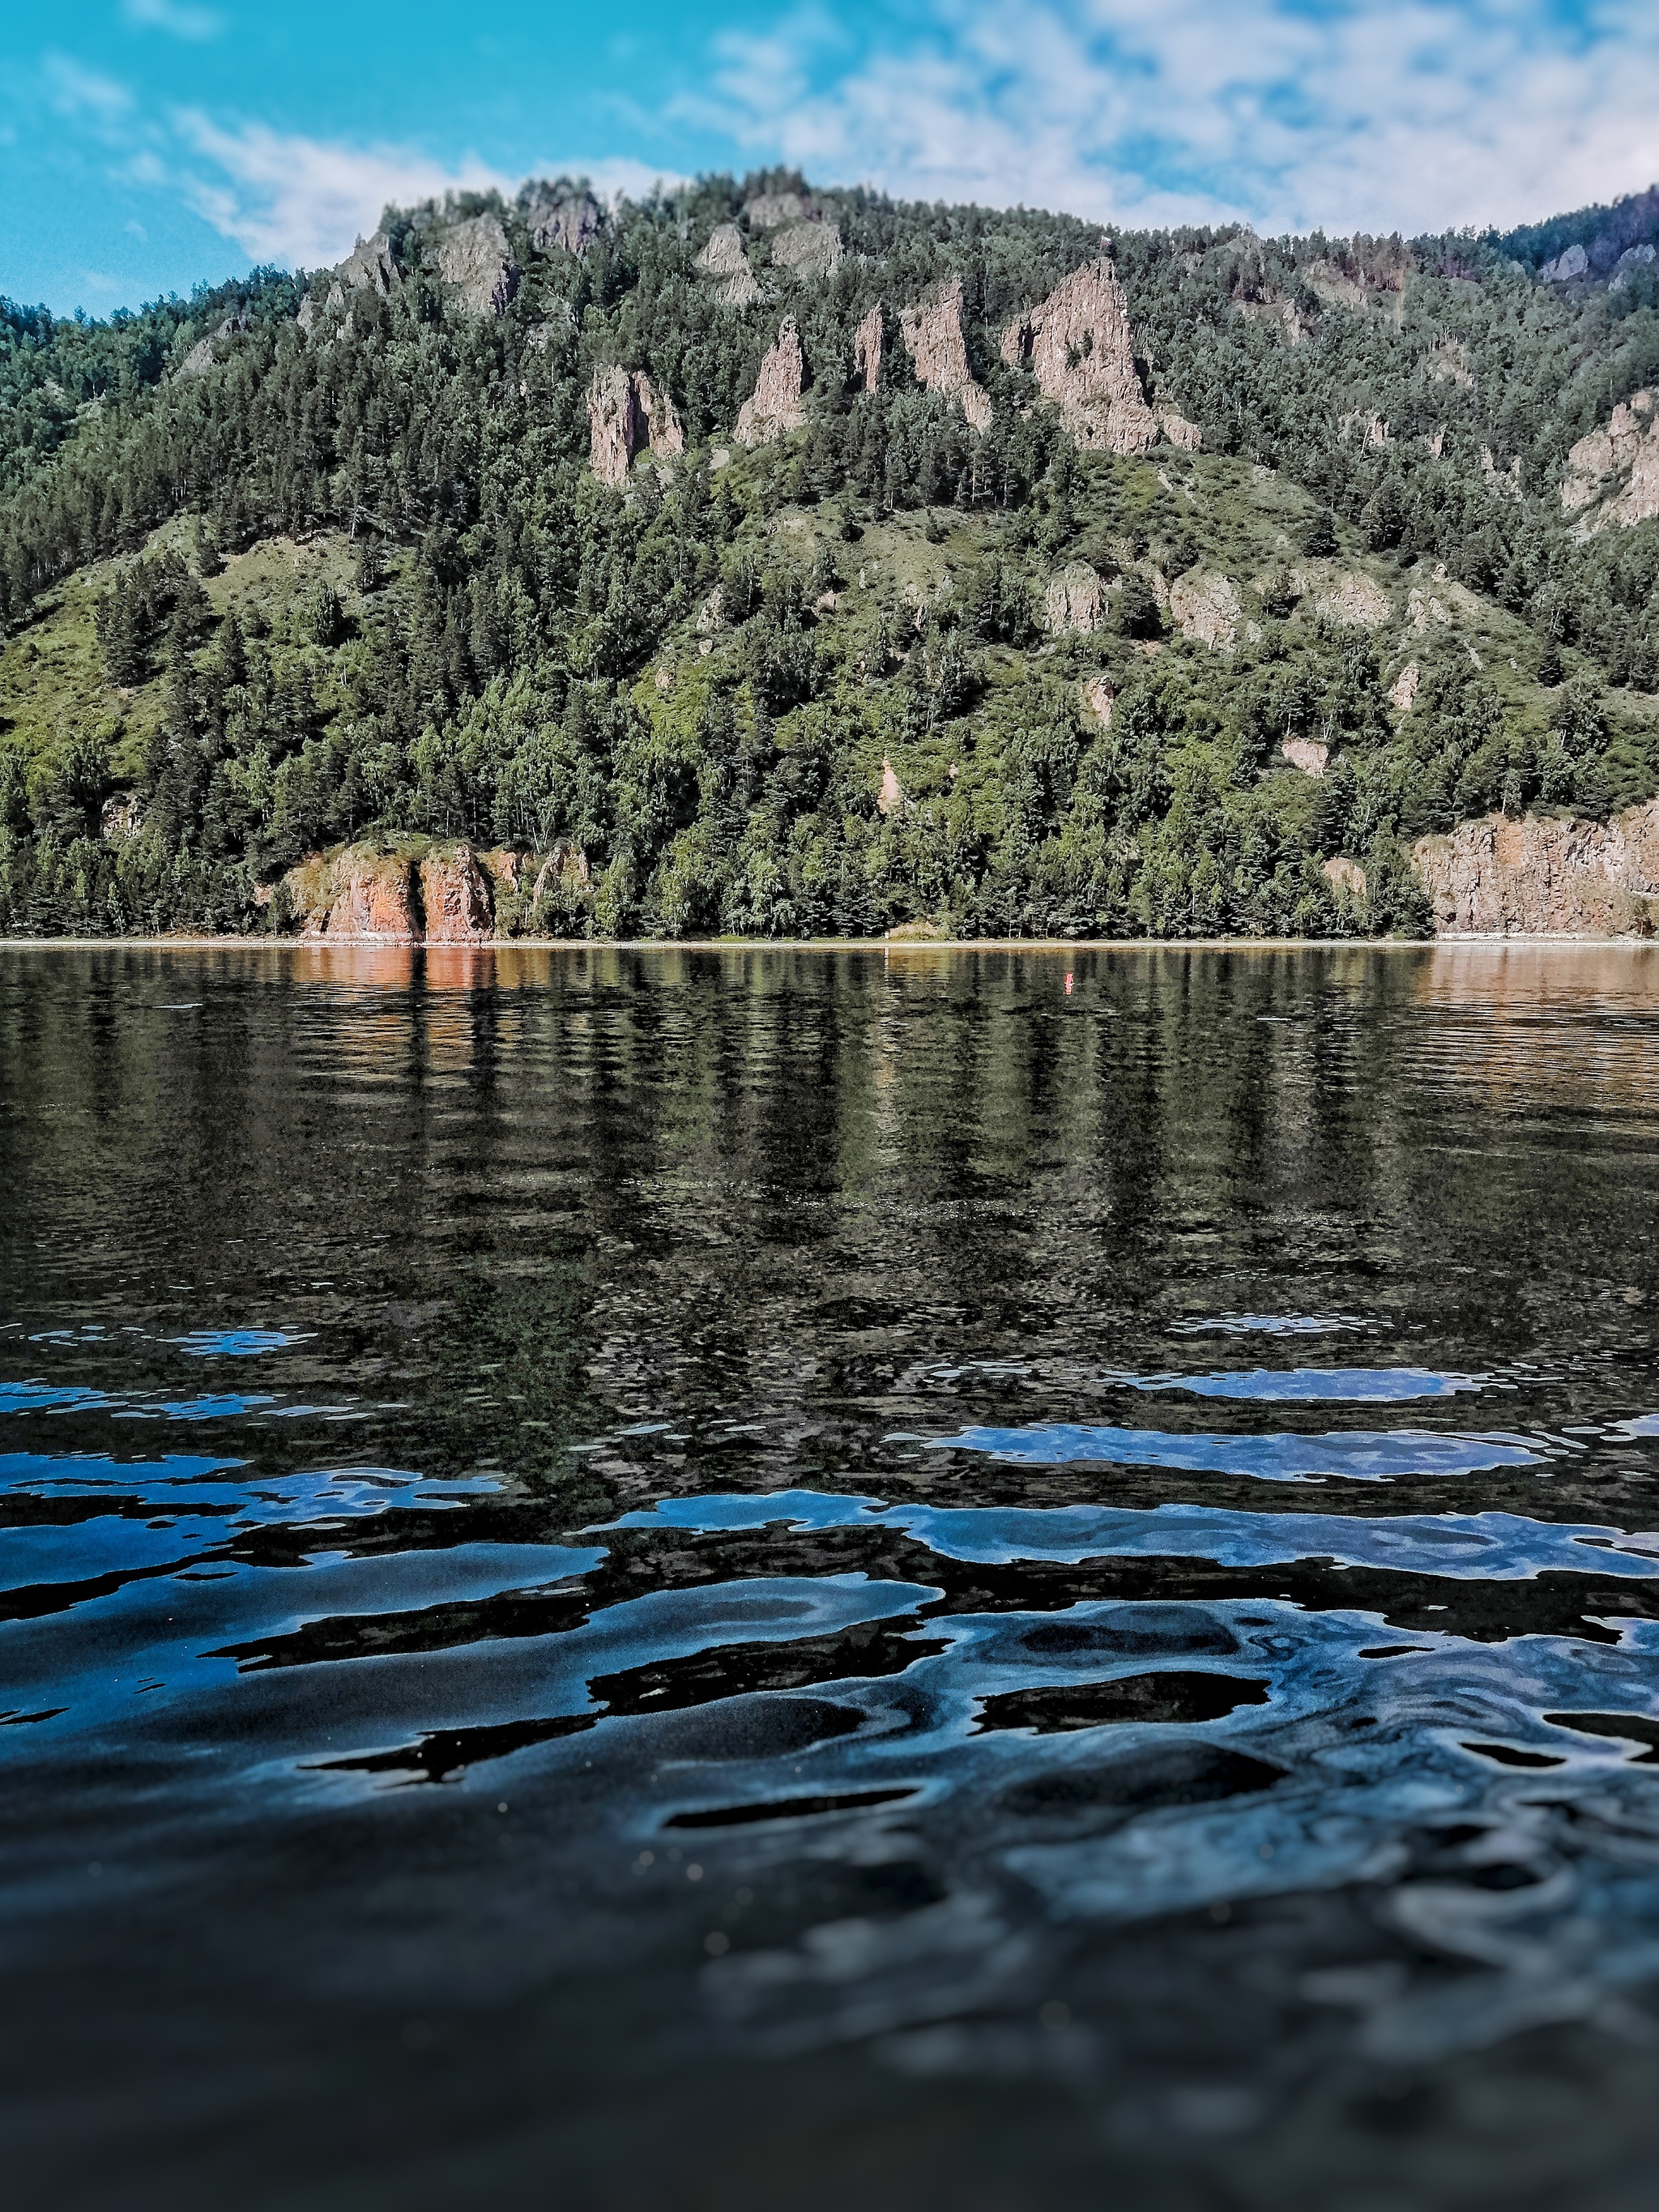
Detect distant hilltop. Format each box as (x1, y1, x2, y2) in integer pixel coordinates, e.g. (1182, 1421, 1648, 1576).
(5, 169, 1659, 945)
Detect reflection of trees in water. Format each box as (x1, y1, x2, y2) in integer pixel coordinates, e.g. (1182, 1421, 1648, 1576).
(3, 942, 1656, 1517)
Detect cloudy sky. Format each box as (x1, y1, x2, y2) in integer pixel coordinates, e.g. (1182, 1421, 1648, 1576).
(6, 0, 1659, 313)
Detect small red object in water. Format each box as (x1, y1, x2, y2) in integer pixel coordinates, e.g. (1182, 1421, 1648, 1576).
(1064, 972, 1073, 995)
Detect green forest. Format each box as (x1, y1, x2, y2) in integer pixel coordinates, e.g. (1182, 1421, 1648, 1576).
(3, 167, 1659, 940)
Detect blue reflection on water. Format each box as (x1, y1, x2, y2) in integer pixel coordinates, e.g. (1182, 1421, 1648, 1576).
(926, 1424, 1544, 1481)
(1113, 1368, 1488, 1402)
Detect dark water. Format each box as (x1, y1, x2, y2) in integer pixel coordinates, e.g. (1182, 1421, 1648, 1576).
(6, 942, 1659, 2211)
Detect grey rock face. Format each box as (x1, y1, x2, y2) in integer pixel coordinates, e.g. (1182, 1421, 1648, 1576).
(697, 224, 761, 308)
(430, 214, 520, 317)
(522, 184, 603, 257)
(770, 221, 842, 280)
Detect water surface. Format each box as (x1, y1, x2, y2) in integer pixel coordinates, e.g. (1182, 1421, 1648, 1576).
(6, 941, 1659, 2210)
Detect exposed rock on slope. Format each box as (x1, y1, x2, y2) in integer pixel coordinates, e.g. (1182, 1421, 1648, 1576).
(1045, 562, 1107, 634)
(744, 191, 815, 229)
(1001, 254, 1159, 455)
(284, 846, 422, 941)
(1414, 803, 1659, 934)
(523, 184, 602, 256)
(851, 305, 883, 393)
(898, 279, 992, 433)
(430, 215, 519, 317)
(298, 231, 399, 332)
(1170, 570, 1240, 650)
(1159, 409, 1202, 451)
(735, 319, 808, 446)
(1561, 390, 1659, 532)
(420, 848, 494, 941)
(770, 220, 842, 279)
(281, 843, 499, 941)
(697, 224, 760, 307)
(588, 366, 683, 485)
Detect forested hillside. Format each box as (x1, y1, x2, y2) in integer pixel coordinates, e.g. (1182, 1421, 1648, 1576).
(4, 168, 1659, 940)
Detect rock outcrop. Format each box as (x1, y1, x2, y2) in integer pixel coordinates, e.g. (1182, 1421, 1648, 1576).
(899, 279, 992, 433)
(1159, 408, 1203, 451)
(734, 318, 808, 446)
(420, 848, 494, 942)
(1045, 562, 1107, 634)
(744, 191, 815, 229)
(1302, 565, 1392, 628)
(1169, 570, 1239, 650)
(299, 231, 399, 332)
(1540, 243, 1589, 284)
(280, 842, 504, 941)
(1079, 674, 1115, 724)
(1000, 254, 1158, 455)
(1414, 802, 1659, 934)
(1561, 390, 1659, 532)
(1282, 737, 1328, 776)
(522, 184, 602, 257)
(284, 845, 423, 941)
(430, 215, 519, 317)
(697, 224, 760, 307)
(588, 365, 683, 484)
(851, 305, 883, 393)
(770, 220, 842, 279)
(1388, 660, 1420, 712)
(176, 310, 247, 379)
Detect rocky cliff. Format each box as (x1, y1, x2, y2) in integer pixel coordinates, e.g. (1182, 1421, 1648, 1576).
(1002, 253, 1159, 455)
(898, 280, 992, 433)
(430, 215, 519, 318)
(735, 319, 808, 446)
(851, 305, 883, 393)
(297, 230, 399, 333)
(281, 843, 498, 942)
(1561, 390, 1659, 533)
(588, 366, 682, 485)
(770, 220, 842, 280)
(1414, 802, 1659, 934)
(522, 184, 602, 257)
(696, 224, 760, 307)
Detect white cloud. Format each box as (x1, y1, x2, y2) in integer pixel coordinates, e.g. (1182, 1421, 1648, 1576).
(41, 54, 134, 121)
(692, 0, 1659, 237)
(171, 113, 515, 267)
(123, 0, 223, 41)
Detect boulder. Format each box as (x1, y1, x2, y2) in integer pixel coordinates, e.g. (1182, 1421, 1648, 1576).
(1388, 660, 1420, 712)
(1282, 737, 1328, 776)
(898, 277, 992, 433)
(1000, 253, 1158, 455)
(851, 305, 883, 393)
(697, 224, 760, 307)
(1079, 674, 1115, 724)
(1323, 856, 1367, 899)
(430, 214, 519, 317)
(1159, 408, 1203, 451)
(734, 318, 808, 446)
(1414, 802, 1659, 933)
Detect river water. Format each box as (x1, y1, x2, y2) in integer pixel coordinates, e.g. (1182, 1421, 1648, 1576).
(5, 942, 1659, 2210)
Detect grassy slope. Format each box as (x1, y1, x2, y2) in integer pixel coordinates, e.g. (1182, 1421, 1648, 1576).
(4, 437, 1656, 869)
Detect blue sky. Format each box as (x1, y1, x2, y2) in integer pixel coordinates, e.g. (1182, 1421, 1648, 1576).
(6, 1, 1659, 314)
